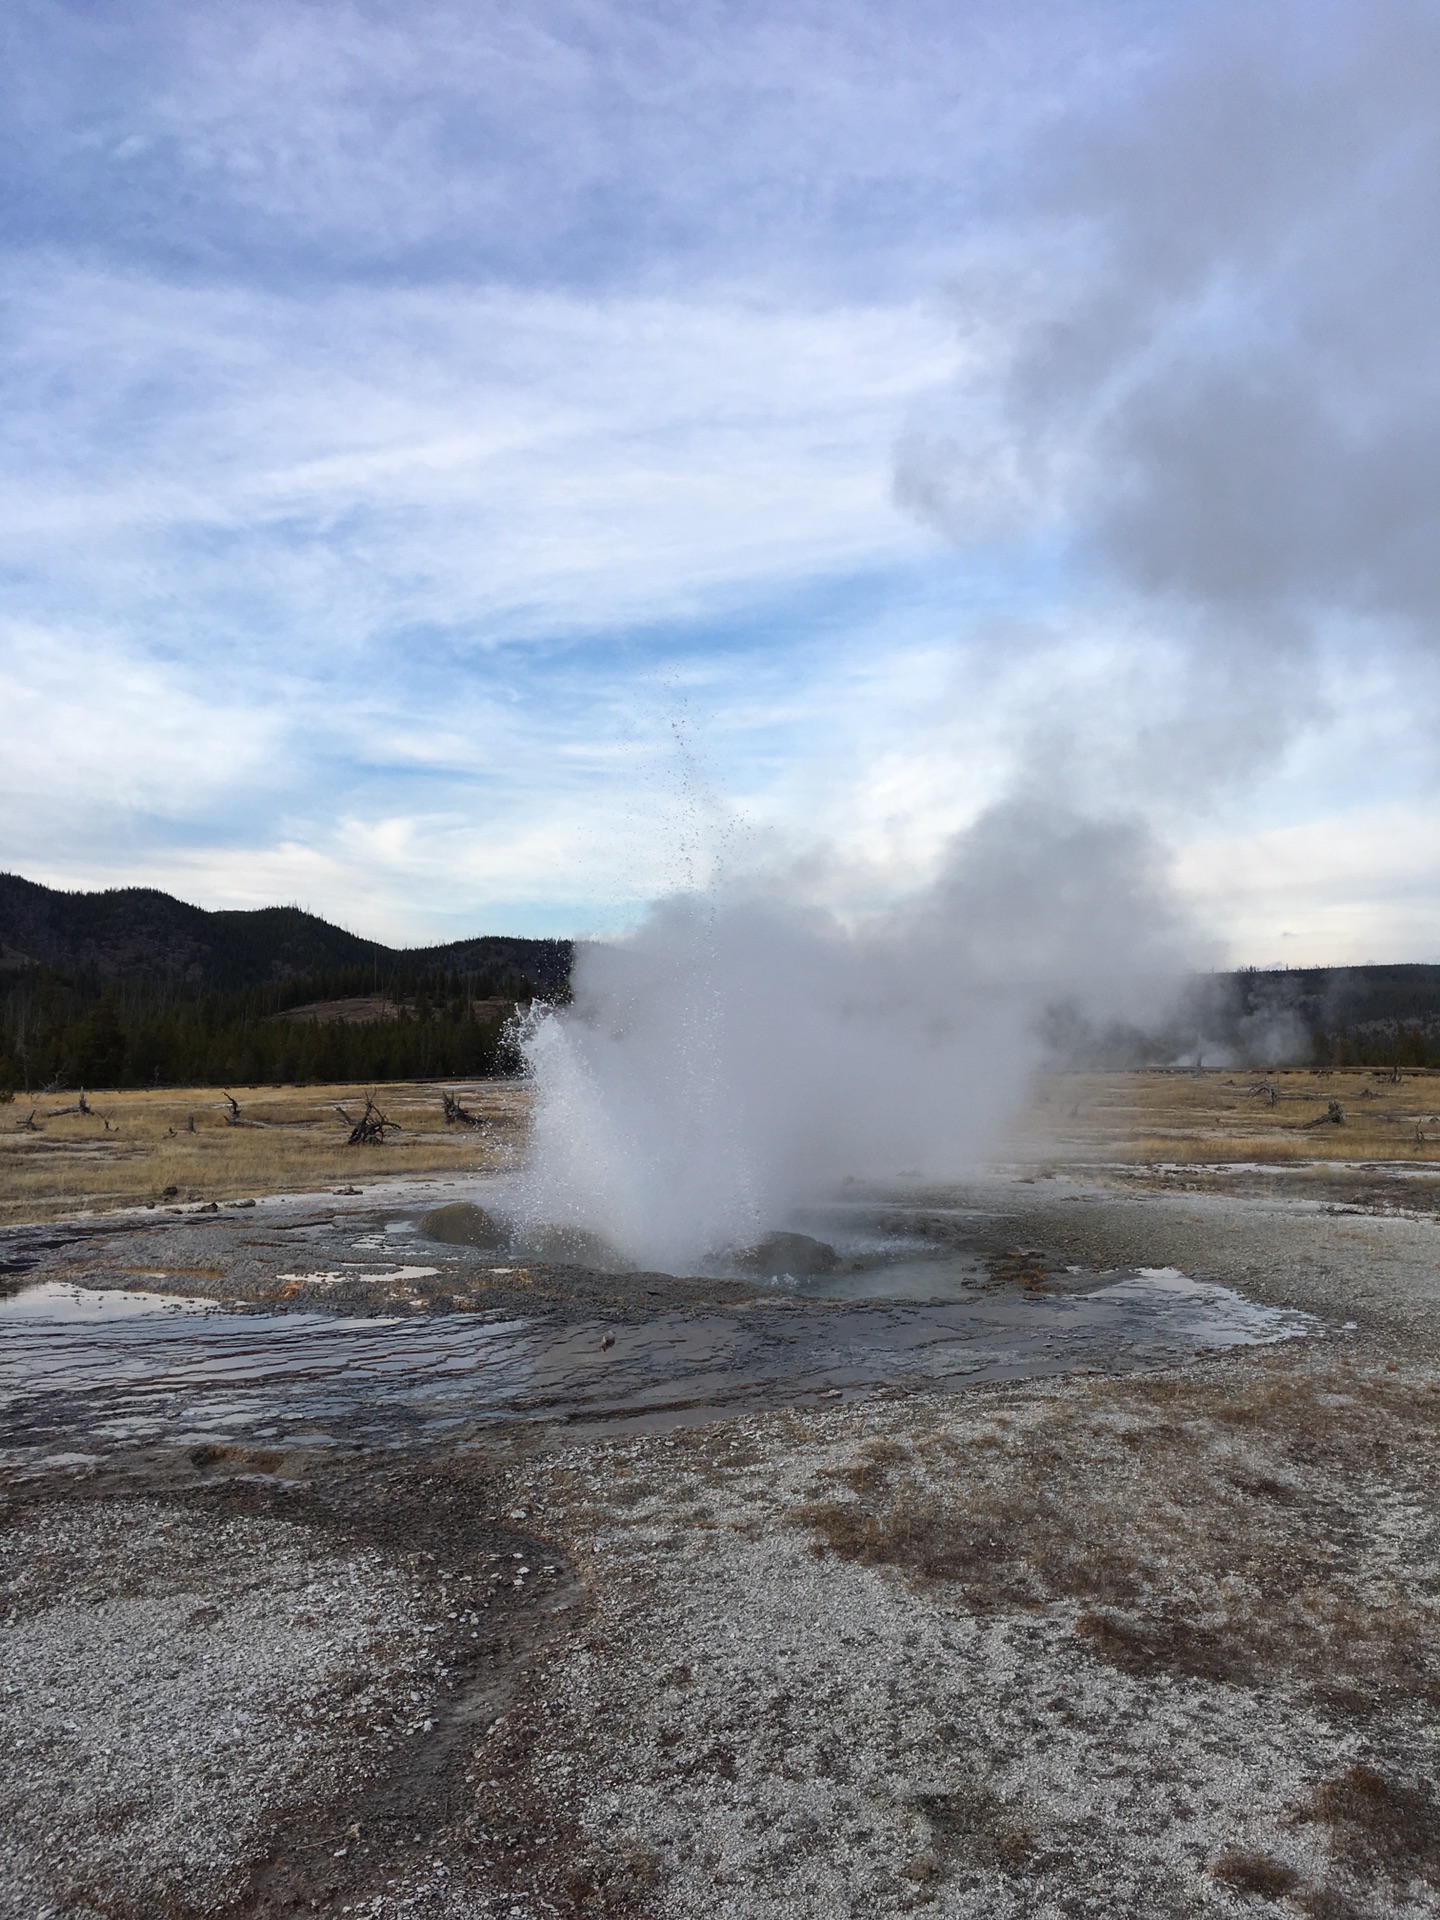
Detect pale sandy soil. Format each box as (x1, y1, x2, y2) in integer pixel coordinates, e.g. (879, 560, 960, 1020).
(2, 1076, 1439, 1919)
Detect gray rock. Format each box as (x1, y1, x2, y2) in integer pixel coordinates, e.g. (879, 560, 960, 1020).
(738, 1231, 839, 1278)
(416, 1202, 508, 1249)
(513, 1224, 634, 1271)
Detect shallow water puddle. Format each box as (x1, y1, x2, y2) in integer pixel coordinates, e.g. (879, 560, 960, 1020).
(0, 1280, 221, 1322)
(274, 1266, 441, 1286)
(1082, 1266, 1313, 1346)
(0, 1264, 1317, 1458)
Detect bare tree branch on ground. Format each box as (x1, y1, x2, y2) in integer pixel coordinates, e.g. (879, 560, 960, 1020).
(441, 1090, 486, 1129)
(48, 1090, 94, 1117)
(335, 1096, 401, 1145)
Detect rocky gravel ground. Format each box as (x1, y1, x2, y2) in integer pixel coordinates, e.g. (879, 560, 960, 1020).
(1, 1499, 437, 1918)
(1, 1168, 1438, 1917)
(523, 1349, 1440, 1919)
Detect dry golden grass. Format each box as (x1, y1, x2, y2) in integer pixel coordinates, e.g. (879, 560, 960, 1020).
(8, 1063, 1438, 1229)
(0, 1079, 529, 1226)
(1028, 1065, 1440, 1166)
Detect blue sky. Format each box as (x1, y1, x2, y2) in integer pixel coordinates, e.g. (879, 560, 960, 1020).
(3, 0, 1439, 961)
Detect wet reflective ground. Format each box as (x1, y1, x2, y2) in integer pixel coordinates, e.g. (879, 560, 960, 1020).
(0, 1224, 1316, 1463)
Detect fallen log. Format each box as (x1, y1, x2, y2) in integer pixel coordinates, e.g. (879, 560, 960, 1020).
(48, 1090, 94, 1118)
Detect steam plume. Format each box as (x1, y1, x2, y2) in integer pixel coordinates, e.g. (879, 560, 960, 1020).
(516, 800, 1199, 1272)
(902, 0, 1440, 713)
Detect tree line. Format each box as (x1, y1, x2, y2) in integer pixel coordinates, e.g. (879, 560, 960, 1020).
(0, 963, 546, 1092)
(1311, 1023, 1440, 1071)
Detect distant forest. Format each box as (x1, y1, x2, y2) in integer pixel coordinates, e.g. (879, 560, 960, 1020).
(5, 871, 1440, 1089)
(1208, 964, 1440, 1072)
(9, 955, 1440, 1091)
(0, 872, 571, 1091)
(0, 964, 548, 1093)
(1049, 964, 1440, 1073)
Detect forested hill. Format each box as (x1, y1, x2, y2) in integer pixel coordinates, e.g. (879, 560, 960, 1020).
(1054, 962, 1440, 1071)
(0, 872, 574, 1090)
(8, 868, 1440, 1088)
(1232, 963, 1440, 1034)
(1223, 963, 1440, 1066)
(0, 873, 571, 995)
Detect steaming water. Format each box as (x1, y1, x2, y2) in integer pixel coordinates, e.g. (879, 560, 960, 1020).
(513, 802, 1200, 1272)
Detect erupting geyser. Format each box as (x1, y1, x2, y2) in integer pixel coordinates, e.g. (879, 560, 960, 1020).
(511, 799, 1201, 1273)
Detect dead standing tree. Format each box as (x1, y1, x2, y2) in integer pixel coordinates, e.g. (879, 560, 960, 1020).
(335, 1096, 401, 1146)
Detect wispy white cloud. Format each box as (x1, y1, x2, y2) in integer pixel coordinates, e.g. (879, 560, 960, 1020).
(6, 0, 1092, 289)
(0, 620, 280, 821)
(4, 0, 1437, 963)
(0, 267, 960, 650)
(1177, 802, 1440, 968)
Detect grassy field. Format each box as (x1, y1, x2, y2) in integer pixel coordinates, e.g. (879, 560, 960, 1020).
(0, 1079, 529, 1226)
(6, 1063, 1440, 1229)
(1030, 1064, 1440, 1167)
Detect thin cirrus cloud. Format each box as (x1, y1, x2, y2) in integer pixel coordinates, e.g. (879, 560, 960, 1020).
(2, 0, 1097, 289)
(1, 269, 959, 642)
(0, 267, 973, 941)
(2, 0, 1437, 960)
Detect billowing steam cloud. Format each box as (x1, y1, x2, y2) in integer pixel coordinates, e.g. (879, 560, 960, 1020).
(515, 801, 1201, 1272)
(515, 1, 1431, 1267)
(902, 0, 1440, 694)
